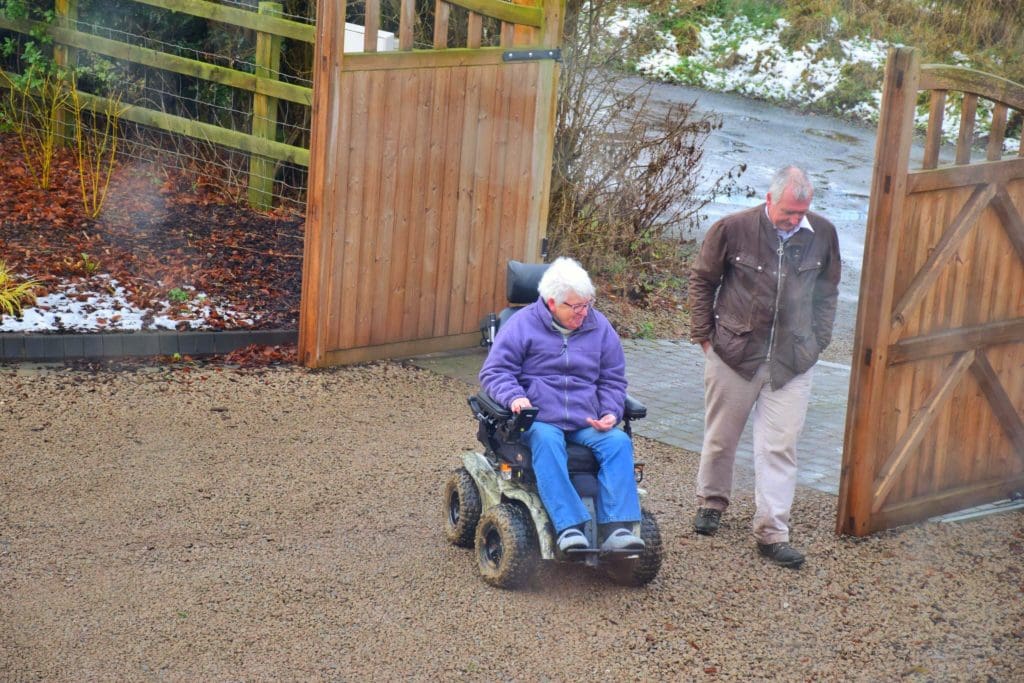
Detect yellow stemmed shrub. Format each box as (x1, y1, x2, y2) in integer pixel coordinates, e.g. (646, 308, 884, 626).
(0, 261, 38, 319)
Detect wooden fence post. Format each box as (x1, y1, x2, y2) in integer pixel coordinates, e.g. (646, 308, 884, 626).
(53, 0, 78, 146)
(248, 1, 283, 210)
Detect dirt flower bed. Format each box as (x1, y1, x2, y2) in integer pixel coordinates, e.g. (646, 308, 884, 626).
(0, 133, 303, 332)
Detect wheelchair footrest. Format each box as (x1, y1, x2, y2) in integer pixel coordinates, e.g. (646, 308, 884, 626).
(560, 548, 643, 559)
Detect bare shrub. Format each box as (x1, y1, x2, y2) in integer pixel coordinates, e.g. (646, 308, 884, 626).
(549, 0, 744, 300)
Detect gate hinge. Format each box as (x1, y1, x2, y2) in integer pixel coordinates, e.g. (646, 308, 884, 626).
(503, 49, 561, 62)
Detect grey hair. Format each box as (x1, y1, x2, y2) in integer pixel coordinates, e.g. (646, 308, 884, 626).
(538, 256, 595, 303)
(768, 165, 813, 202)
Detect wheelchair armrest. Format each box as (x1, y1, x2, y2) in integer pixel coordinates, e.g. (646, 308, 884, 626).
(470, 390, 511, 421)
(624, 394, 647, 420)
(470, 390, 537, 442)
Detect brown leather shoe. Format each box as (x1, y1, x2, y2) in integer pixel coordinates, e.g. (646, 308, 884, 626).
(693, 507, 722, 536)
(757, 542, 805, 569)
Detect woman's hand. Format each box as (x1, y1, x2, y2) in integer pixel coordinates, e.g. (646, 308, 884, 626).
(586, 414, 617, 431)
(510, 397, 532, 414)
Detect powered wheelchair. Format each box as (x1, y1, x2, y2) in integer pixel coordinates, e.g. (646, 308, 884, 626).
(442, 261, 663, 589)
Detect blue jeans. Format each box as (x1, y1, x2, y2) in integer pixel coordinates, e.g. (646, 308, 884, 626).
(521, 421, 641, 534)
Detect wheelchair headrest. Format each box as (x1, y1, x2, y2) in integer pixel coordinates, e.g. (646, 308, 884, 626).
(506, 260, 550, 304)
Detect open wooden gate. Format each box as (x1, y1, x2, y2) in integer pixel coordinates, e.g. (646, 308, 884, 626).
(298, 0, 564, 367)
(837, 48, 1024, 535)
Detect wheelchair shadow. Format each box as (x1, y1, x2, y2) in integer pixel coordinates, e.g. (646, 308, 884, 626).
(524, 559, 657, 595)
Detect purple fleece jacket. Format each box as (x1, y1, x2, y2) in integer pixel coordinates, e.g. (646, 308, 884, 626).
(478, 298, 628, 431)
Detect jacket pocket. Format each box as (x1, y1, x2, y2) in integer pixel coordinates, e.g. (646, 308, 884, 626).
(712, 312, 753, 366)
(790, 332, 820, 373)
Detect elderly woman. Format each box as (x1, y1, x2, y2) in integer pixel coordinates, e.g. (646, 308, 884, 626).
(479, 257, 644, 553)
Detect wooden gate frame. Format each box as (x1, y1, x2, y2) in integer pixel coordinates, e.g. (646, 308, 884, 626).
(299, 0, 565, 367)
(837, 47, 1024, 536)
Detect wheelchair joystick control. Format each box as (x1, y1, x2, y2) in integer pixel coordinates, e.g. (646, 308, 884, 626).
(512, 406, 538, 432)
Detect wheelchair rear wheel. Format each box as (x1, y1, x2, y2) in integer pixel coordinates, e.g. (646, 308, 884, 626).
(443, 467, 482, 548)
(474, 502, 539, 589)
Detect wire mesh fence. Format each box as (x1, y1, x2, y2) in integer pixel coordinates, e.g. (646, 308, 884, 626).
(0, 0, 532, 214)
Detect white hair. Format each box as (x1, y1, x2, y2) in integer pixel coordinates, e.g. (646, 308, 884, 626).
(537, 256, 595, 303)
(769, 165, 813, 202)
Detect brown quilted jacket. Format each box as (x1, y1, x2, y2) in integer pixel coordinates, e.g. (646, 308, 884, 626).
(689, 204, 841, 389)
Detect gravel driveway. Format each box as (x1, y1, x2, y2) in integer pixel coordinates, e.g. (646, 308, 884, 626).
(2, 361, 1021, 680)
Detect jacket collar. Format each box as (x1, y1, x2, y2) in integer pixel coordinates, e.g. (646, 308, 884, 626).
(763, 204, 814, 238)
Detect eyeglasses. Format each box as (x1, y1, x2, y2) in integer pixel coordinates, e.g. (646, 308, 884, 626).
(561, 300, 592, 314)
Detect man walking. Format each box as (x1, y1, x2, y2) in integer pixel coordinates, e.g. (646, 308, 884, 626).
(688, 165, 841, 569)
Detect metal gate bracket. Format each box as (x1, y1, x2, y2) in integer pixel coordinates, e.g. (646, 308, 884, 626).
(503, 49, 561, 62)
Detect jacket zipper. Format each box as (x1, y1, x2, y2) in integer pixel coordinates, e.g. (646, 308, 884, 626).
(561, 335, 570, 424)
(766, 236, 785, 364)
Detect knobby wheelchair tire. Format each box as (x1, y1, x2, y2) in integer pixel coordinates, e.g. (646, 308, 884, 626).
(474, 502, 539, 589)
(443, 467, 482, 548)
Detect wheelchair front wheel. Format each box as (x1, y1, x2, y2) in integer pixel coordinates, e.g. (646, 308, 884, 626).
(474, 502, 539, 589)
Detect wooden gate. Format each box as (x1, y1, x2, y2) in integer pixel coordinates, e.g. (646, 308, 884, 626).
(298, 0, 564, 367)
(837, 48, 1024, 535)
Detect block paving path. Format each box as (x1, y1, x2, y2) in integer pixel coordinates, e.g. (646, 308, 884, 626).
(619, 339, 850, 496)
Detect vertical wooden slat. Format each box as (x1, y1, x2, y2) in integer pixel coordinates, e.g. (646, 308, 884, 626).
(922, 90, 946, 170)
(354, 72, 386, 348)
(433, 0, 450, 49)
(433, 66, 469, 336)
(837, 47, 921, 536)
(364, 0, 380, 52)
(386, 70, 422, 341)
(467, 12, 483, 49)
(512, 0, 540, 46)
(520, 0, 565, 262)
(955, 93, 978, 165)
(401, 72, 436, 337)
(500, 21, 515, 47)
(336, 71, 370, 350)
(986, 102, 1008, 161)
(514, 68, 539, 260)
(299, 0, 345, 366)
(369, 71, 401, 345)
(477, 65, 512, 323)
(497, 62, 530, 306)
(464, 65, 500, 333)
(399, 0, 415, 50)
(447, 66, 484, 333)
(417, 68, 452, 338)
(323, 78, 354, 352)
(526, 58, 556, 261)
(898, 195, 931, 502)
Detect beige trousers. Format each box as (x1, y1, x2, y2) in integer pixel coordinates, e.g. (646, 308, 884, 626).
(696, 347, 813, 544)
